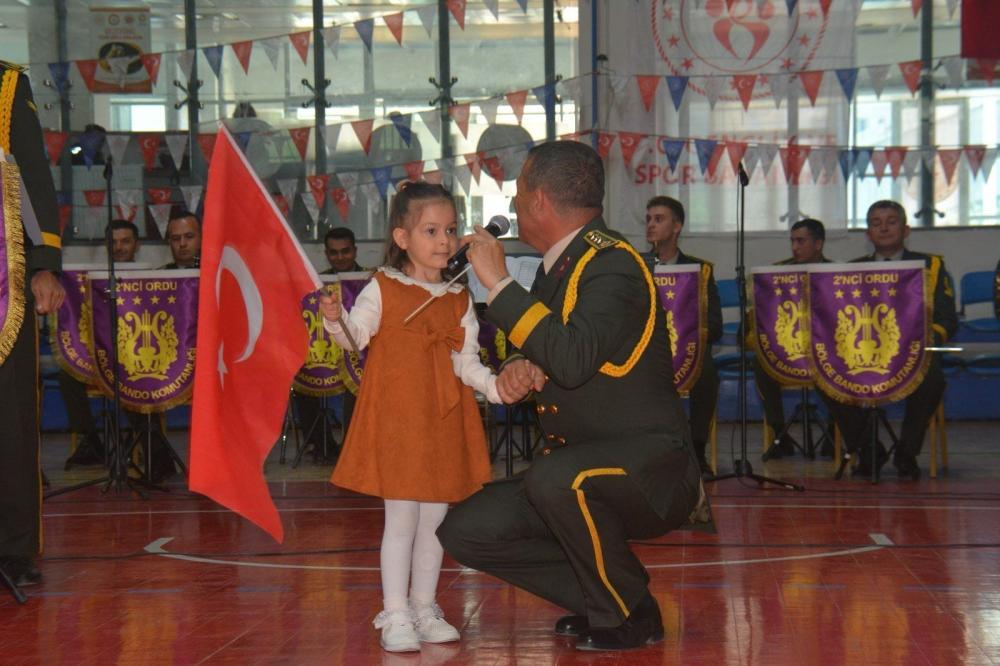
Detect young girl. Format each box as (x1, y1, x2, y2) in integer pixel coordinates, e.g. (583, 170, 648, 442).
(319, 182, 501, 653)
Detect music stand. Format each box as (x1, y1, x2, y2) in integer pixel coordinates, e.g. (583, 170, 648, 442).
(292, 393, 341, 467)
(834, 407, 899, 483)
(762, 386, 835, 461)
(0, 565, 27, 604)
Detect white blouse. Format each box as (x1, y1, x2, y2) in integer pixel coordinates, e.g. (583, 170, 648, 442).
(324, 268, 502, 404)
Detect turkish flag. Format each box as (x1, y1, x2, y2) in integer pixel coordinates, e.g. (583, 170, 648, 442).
(189, 127, 321, 542)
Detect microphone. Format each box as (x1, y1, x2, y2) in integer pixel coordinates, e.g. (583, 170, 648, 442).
(447, 215, 511, 273)
(737, 162, 750, 187)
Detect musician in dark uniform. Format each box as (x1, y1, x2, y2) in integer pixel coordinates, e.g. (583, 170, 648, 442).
(993, 257, 999, 320)
(160, 210, 200, 269)
(833, 200, 958, 479)
(644, 195, 721, 474)
(438, 141, 709, 651)
(752, 218, 832, 458)
(0, 61, 65, 587)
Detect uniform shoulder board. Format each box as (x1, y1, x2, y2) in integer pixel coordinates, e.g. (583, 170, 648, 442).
(583, 229, 619, 251)
(0, 60, 26, 73)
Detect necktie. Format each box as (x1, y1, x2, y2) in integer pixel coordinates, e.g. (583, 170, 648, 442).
(530, 263, 545, 294)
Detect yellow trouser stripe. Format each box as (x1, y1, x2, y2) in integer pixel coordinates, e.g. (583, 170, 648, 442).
(571, 467, 629, 617)
(41, 231, 62, 249)
(509, 301, 551, 348)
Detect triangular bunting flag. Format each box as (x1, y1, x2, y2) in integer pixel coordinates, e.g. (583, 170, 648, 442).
(148, 203, 173, 237)
(260, 37, 282, 70)
(835, 68, 858, 102)
(234, 131, 252, 153)
(818, 0, 832, 17)
(203, 45, 224, 78)
(197, 133, 217, 163)
(838, 149, 854, 181)
(384, 12, 405, 46)
(330, 187, 350, 221)
(938, 148, 961, 184)
(307, 174, 329, 208)
(911, 0, 922, 17)
(595, 132, 616, 161)
(516, 0, 529, 11)
(288, 127, 311, 160)
(559, 76, 584, 105)
(822, 147, 840, 181)
(104, 133, 130, 167)
(733, 75, 757, 110)
(636, 75, 660, 112)
(786, 0, 799, 13)
(482, 154, 505, 189)
(661, 139, 686, 172)
(870, 149, 889, 183)
(742, 145, 760, 179)
(447, 0, 467, 30)
(83, 189, 106, 208)
(180, 185, 204, 213)
(390, 114, 413, 146)
(974, 59, 999, 85)
(449, 103, 471, 138)
(272, 193, 289, 219)
(141, 53, 162, 86)
(798, 71, 824, 106)
(867, 64, 890, 99)
(416, 5, 436, 37)
(920, 149, 936, 175)
(885, 146, 908, 179)
(147, 187, 172, 205)
(322, 27, 341, 60)
(759, 143, 779, 176)
(165, 133, 188, 170)
(694, 139, 719, 175)
(453, 163, 473, 195)
(300, 192, 320, 224)
(941, 56, 964, 89)
(665, 76, 689, 111)
(768, 73, 790, 108)
(289, 31, 311, 65)
(404, 160, 425, 182)
(352, 119, 375, 154)
(43, 131, 69, 166)
(76, 60, 98, 92)
(138, 134, 160, 170)
(176, 49, 195, 83)
(48, 62, 70, 91)
(338, 172, 359, 204)
(703, 76, 724, 109)
(532, 83, 555, 111)
(852, 147, 873, 178)
(779, 144, 811, 185)
(981, 147, 998, 181)
(232, 41, 254, 75)
(419, 110, 442, 143)
(964, 145, 986, 177)
(618, 132, 646, 167)
(807, 147, 827, 182)
(465, 154, 483, 183)
(277, 178, 299, 207)
(322, 123, 342, 154)
(114, 189, 141, 221)
(361, 182, 382, 208)
(506, 90, 528, 124)
(899, 60, 922, 96)
(726, 141, 748, 175)
(478, 97, 500, 126)
(609, 73, 631, 98)
(945, 0, 958, 18)
(484, 0, 500, 20)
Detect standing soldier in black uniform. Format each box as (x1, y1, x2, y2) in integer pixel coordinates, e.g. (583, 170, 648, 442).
(833, 200, 958, 479)
(0, 61, 65, 588)
(644, 195, 721, 474)
(438, 141, 709, 651)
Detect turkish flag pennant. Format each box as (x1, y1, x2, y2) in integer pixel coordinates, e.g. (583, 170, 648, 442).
(446, 0, 467, 30)
(138, 134, 161, 170)
(384, 12, 405, 45)
(617, 131, 645, 167)
(83, 189, 106, 207)
(307, 174, 329, 208)
(870, 149, 890, 183)
(964, 144, 986, 177)
(779, 144, 811, 185)
(232, 41, 254, 74)
(732, 75, 757, 111)
(189, 127, 321, 543)
(962, 1, 1000, 58)
(899, 60, 923, 95)
(818, 0, 832, 17)
(706, 143, 726, 178)
(465, 153, 483, 183)
(798, 71, 824, 106)
(885, 146, 908, 179)
(289, 31, 311, 65)
(911, 0, 923, 16)
(404, 160, 425, 182)
(76, 60, 99, 92)
(351, 119, 375, 154)
(506, 90, 528, 125)
(595, 132, 616, 161)
(938, 148, 961, 184)
(43, 130, 68, 166)
(635, 75, 660, 112)
(726, 141, 748, 175)
(331, 187, 351, 221)
(482, 155, 505, 189)
(197, 134, 217, 163)
(147, 187, 172, 204)
(141, 53, 162, 86)
(288, 127, 311, 160)
(449, 103, 471, 138)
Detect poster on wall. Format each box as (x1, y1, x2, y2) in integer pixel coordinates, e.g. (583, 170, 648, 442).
(89, 7, 152, 93)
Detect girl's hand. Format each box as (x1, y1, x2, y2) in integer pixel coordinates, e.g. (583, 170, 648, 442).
(319, 288, 342, 323)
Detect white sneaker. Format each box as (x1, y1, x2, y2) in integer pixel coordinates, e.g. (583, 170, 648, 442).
(373, 609, 420, 652)
(413, 602, 461, 643)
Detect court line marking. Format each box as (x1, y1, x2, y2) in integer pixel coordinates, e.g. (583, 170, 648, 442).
(143, 533, 894, 573)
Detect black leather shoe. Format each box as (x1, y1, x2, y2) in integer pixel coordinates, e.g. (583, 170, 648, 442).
(1, 557, 42, 587)
(554, 615, 588, 636)
(576, 594, 664, 651)
(894, 457, 921, 481)
(851, 442, 888, 478)
(64, 445, 102, 470)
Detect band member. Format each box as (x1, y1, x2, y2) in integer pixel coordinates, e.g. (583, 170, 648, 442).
(439, 141, 709, 651)
(645, 196, 721, 474)
(994, 257, 999, 320)
(0, 61, 65, 587)
(322, 226, 365, 274)
(161, 211, 200, 269)
(833, 201, 957, 479)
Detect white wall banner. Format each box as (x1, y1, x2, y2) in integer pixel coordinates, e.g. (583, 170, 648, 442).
(89, 7, 153, 93)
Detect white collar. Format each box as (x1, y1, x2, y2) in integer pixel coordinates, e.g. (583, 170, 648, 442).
(380, 266, 465, 295)
(542, 227, 584, 274)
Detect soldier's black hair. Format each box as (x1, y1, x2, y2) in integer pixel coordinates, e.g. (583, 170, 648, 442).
(522, 141, 604, 212)
(791, 218, 825, 242)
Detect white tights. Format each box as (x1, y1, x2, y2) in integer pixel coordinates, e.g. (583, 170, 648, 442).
(380, 499, 449, 612)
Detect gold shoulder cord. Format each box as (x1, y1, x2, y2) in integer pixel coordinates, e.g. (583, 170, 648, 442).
(0, 68, 19, 152)
(561, 241, 658, 378)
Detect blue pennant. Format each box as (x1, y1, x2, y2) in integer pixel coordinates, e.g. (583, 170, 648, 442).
(76, 130, 106, 169)
(838, 150, 854, 181)
(532, 83, 555, 111)
(48, 62, 70, 92)
(659, 139, 686, 172)
(786, 0, 799, 15)
(371, 166, 394, 200)
(390, 114, 413, 146)
(515, 0, 529, 11)
(355, 19, 374, 53)
(852, 147, 873, 178)
(835, 68, 859, 102)
(203, 45, 224, 78)
(235, 131, 253, 152)
(665, 76, 688, 112)
(694, 139, 718, 175)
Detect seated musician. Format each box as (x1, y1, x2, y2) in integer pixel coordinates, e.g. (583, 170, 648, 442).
(994, 256, 999, 320)
(645, 196, 721, 474)
(160, 210, 201, 269)
(832, 201, 957, 480)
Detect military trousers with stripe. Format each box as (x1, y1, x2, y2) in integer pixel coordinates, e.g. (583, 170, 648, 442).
(438, 443, 695, 628)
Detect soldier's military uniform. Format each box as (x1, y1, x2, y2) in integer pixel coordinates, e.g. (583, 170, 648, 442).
(438, 218, 709, 629)
(831, 250, 958, 472)
(0, 62, 62, 568)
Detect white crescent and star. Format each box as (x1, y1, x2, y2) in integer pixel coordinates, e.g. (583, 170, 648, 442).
(215, 245, 264, 386)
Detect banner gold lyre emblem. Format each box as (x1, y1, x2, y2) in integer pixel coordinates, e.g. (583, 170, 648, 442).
(834, 303, 900, 376)
(302, 309, 343, 369)
(774, 300, 806, 361)
(665, 309, 678, 360)
(117, 310, 179, 380)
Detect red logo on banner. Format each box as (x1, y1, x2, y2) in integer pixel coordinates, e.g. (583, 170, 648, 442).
(138, 134, 160, 170)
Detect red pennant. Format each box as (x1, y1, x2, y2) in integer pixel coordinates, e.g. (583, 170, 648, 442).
(818, 0, 832, 17)
(141, 53, 162, 86)
(911, 0, 923, 17)
(964, 145, 986, 176)
(595, 132, 615, 161)
(232, 41, 254, 74)
(289, 31, 311, 65)
(330, 187, 350, 221)
(870, 149, 889, 183)
(449, 103, 471, 138)
(424, 170, 443, 185)
(617, 132, 645, 167)
(58, 203, 72, 235)
(351, 119, 374, 155)
(482, 155, 505, 188)
(273, 194, 289, 218)
(84, 189, 106, 207)
(446, 0, 467, 30)
(404, 160, 425, 182)
(43, 130, 68, 166)
(726, 141, 748, 175)
(465, 153, 483, 183)
(938, 149, 961, 184)
(975, 59, 999, 85)
(506, 90, 528, 124)
(798, 71, 824, 106)
(384, 12, 405, 45)
(116, 202, 138, 222)
(307, 174, 329, 208)
(288, 127, 311, 160)
(138, 134, 161, 170)
(733, 75, 757, 111)
(885, 146, 908, 179)
(76, 60, 98, 92)
(899, 60, 922, 95)
(147, 187, 172, 204)
(197, 133, 217, 163)
(706, 143, 726, 178)
(779, 144, 811, 185)
(635, 76, 660, 112)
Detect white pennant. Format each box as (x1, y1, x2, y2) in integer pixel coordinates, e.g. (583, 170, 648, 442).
(180, 185, 203, 213)
(741, 145, 760, 179)
(758, 143, 779, 176)
(945, 0, 958, 18)
(175, 49, 195, 82)
(768, 74, 790, 109)
(322, 26, 341, 59)
(300, 192, 320, 223)
(416, 5, 436, 37)
(483, 0, 500, 20)
(260, 37, 282, 70)
(453, 163, 473, 195)
(609, 73, 630, 98)
(164, 134, 188, 169)
(277, 178, 299, 207)
(822, 147, 841, 181)
(703, 76, 724, 109)
(902, 150, 922, 182)
(114, 189, 140, 218)
(867, 64, 890, 99)
(478, 97, 501, 126)
(362, 182, 382, 207)
(105, 134, 131, 167)
(981, 147, 998, 181)
(338, 172, 359, 204)
(941, 56, 964, 90)
(433, 159, 454, 189)
(419, 109, 442, 144)
(921, 149, 937, 174)
(559, 76, 584, 105)
(807, 147, 826, 182)
(322, 123, 342, 154)
(149, 203, 173, 237)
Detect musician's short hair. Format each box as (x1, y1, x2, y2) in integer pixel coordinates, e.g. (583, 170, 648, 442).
(791, 218, 825, 242)
(866, 200, 907, 226)
(168, 210, 200, 227)
(324, 227, 356, 246)
(522, 141, 604, 212)
(646, 196, 685, 226)
(108, 219, 139, 239)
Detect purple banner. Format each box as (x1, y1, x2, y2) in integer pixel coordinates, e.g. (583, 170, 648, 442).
(336, 272, 372, 395)
(89, 270, 199, 413)
(654, 265, 706, 393)
(50, 267, 95, 383)
(750, 266, 811, 386)
(808, 262, 931, 407)
(0, 161, 26, 366)
(477, 315, 506, 372)
(293, 276, 347, 397)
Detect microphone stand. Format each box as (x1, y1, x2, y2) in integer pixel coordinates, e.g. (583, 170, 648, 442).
(706, 164, 803, 492)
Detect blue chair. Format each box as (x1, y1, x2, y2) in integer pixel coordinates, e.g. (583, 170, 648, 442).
(716, 278, 741, 346)
(955, 271, 1000, 342)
